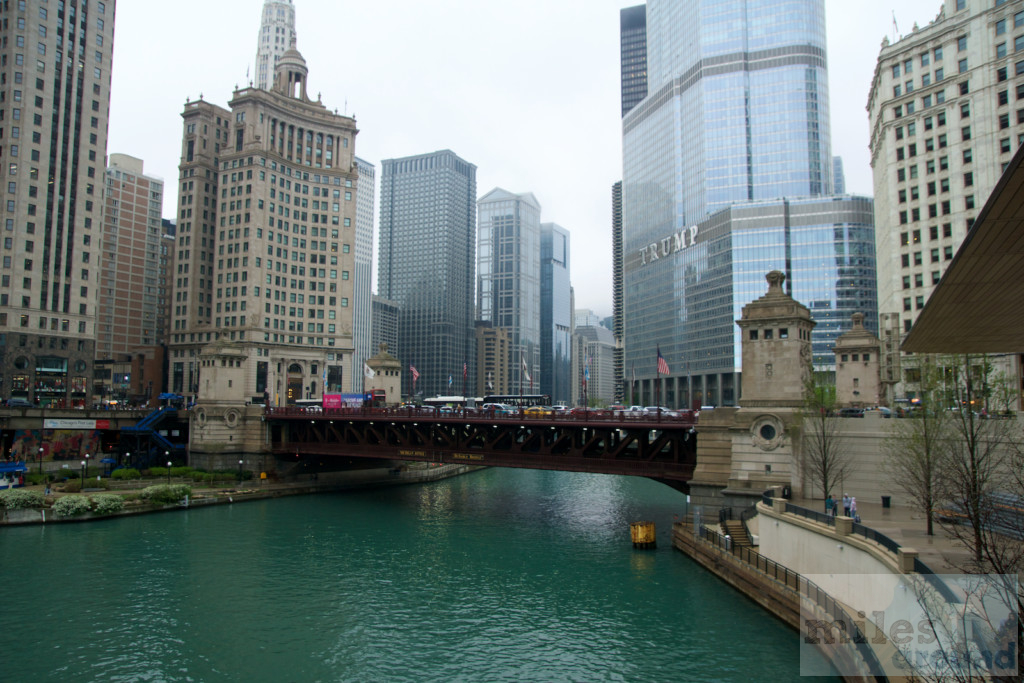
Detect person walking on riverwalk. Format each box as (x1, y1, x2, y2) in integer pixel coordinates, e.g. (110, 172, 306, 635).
(850, 497, 858, 522)
(842, 493, 851, 517)
(825, 493, 835, 516)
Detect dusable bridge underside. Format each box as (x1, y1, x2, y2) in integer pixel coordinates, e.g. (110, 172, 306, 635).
(266, 408, 698, 491)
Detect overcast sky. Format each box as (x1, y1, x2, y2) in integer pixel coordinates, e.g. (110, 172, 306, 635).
(108, 0, 944, 319)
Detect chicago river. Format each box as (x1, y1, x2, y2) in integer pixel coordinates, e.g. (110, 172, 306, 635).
(2, 469, 837, 681)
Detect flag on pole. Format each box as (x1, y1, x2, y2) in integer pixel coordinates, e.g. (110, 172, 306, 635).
(448, 375, 453, 387)
(583, 353, 590, 386)
(410, 364, 420, 382)
(657, 346, 670, 375)
(631, 363, 636, 385)
(364, 363, 376, 378)
(521, 354, 531, 383)
(463, 362, 468, 379)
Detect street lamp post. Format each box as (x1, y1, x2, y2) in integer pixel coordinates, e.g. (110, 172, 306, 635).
(238, 459, 243, 485)
(80, 460, 86, 489)
(125, 451, 130, 469)
(38, 446, 43, 475)
(166, 460, 172, 486)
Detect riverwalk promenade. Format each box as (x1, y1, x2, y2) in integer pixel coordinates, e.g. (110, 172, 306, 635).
(787, 495, 973, 572)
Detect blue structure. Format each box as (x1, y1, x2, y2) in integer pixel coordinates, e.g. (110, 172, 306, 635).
(621, 0, 877, 407)
(540, 223, 572, 405)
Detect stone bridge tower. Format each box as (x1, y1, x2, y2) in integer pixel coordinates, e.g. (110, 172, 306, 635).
(689, 271, 815, 510)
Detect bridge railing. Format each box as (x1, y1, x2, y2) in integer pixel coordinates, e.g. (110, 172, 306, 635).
(265, 405, 698, 425)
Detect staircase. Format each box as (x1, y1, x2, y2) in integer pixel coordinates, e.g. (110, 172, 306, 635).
(720, 519, 753, 548)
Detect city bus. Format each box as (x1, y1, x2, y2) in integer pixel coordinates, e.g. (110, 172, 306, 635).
(482, 394, 550, 408)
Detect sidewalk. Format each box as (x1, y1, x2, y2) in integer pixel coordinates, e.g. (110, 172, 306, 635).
(788, 495, 973, 572)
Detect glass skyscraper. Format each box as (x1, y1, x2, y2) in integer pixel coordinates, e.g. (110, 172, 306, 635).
(477, 189, 541, 395)
(540, 223, 572, 405)
(621, 0, 876, 407)
(620, 5, 648, 117)
(377, 150, 477, 399)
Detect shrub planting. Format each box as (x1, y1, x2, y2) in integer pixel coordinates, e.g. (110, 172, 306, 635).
(111, 468, 141, 480)
(0, 488, 44, 510)
(52, 496, 93, 518)
(90, 494, 125, 515)
(139, 484, 191, 505)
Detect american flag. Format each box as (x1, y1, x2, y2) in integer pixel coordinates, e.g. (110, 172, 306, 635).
(409, 364, 420, 381)
(656, 346, 670, 376)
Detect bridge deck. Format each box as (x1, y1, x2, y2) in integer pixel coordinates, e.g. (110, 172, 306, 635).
(265, 407, 699, 490)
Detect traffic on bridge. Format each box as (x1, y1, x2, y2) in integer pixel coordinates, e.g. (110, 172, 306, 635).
(264, 405, 700, 491)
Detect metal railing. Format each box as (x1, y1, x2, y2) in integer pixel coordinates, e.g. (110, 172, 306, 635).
(696, 523, 888, 680)
(912, 557, 960, 603)
(784, 501, 836, 527)
(851, 521, 902, 555)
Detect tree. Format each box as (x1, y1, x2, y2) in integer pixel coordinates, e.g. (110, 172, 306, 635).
(883, 355, 950, 535)
(934, 354, 1024, 681)
(800, 371, 854, 511)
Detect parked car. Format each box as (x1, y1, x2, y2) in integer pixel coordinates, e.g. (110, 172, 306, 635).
(837, 407, 865, 418)
(5, 397, 32, 407)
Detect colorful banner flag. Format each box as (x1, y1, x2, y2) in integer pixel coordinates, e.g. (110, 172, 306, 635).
(364, 363, 376, 378)
(410, 364, 420, 381)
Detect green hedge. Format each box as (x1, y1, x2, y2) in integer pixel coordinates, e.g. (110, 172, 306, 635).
(52, 496, 92, 518)
(140, 484, 191, 505)
(0, 488, 44, 510)
(111, 468, 142, 480)
(90, 494, 125, 515)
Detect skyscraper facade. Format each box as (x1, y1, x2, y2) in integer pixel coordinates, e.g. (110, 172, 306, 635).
(611, 181, 625, 403)
(171, 45, 358, 404)
(351, 157, 375, 391)
(477, 189, 541, 395)
(377, 150, 477, 399)
(254, 0, 297, 91)
(621, 0, 876, 407)
(98, 154, 167, 358)
(0, 0, 116, 407)
(540, 222, 572, 404)
(619, 5, 648, 117)
(868, 0, 1023, 403)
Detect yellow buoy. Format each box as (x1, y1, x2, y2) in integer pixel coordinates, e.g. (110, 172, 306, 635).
(630, 521, 657, 549)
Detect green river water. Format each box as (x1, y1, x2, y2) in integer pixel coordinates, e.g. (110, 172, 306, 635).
(0, 468, 837, 682)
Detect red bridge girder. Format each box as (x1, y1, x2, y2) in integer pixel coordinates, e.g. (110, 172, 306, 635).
(265, 407, 698, 488)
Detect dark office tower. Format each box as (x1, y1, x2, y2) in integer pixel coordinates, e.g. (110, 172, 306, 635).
(611, 181, 624, 403)
(540, 223, 571, 405)
(620, 4, 648, 117)
(0, 0, 116, 407)
(377, 150, 477, 399)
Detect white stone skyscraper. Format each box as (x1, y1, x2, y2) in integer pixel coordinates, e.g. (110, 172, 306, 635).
(351, 157, 375, 391)
(254, 0, 297, 91)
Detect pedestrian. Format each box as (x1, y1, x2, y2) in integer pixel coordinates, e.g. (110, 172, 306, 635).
(850, 496, 858, 522)
(843, 493, 851, 517)
(825, 493, 835, 516)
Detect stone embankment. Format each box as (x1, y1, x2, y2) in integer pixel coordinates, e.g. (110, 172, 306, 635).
(1, 463, 481, 525)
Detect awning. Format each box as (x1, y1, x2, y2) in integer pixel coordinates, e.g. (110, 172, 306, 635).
(0, 462, 28, 473)
(903, 143, 1024, 353)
